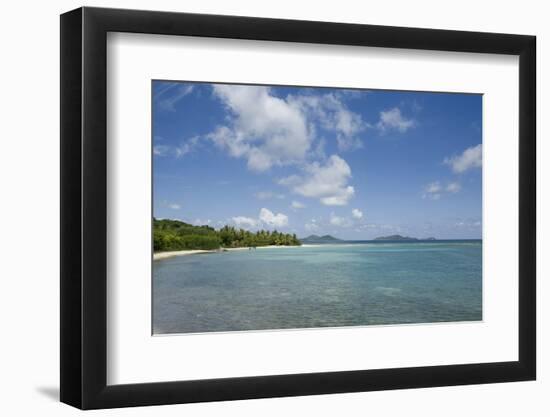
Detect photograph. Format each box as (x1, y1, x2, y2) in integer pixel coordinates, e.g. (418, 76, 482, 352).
(152, 81, 483, 335)
(51, 3, 539, 412)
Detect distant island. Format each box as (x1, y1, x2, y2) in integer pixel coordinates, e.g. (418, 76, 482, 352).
(374, 235, 419, 241)
(373, 235, 438, 241)
(299, 234, 439, 243)
(300, 234, 342, 244)
(154, 218, 301, 252)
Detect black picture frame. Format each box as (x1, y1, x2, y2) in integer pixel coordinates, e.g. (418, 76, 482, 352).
(60, 6, 536, 410)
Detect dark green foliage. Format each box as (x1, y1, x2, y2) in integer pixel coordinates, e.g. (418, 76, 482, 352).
(153, 218, 301, 252)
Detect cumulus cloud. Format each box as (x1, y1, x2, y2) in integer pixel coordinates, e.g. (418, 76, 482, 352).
(206, 86, 368, 172)
(231, 216, 259, 228)
(259, 208, 289, 228)
(291, 201, 306, 209)
(330, 213, 352, 227)
(232, 208, 289, 230)
(208, 85, 311, 171)
(377, 107, 415, 133)
(444, 144, 482, 173)
(161, 85, 369, 210)
(167, 203, 181, 210)
(352, 208, 363, 219)
(288, 93, 367, 151)
(279, 155, 355, 206)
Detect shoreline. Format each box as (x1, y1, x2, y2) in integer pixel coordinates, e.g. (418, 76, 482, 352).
(153, 240, 480, 261)
(153, 245, 301, 261)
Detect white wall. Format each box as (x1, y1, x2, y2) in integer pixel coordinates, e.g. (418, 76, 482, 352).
(0, 0, 546, 415)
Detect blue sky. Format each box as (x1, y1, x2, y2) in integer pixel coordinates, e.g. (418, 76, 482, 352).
(153, 81, 482, 239)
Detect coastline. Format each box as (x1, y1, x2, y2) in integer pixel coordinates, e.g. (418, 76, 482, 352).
(153, 245, 300, 261)
(153, 240, 479, 261)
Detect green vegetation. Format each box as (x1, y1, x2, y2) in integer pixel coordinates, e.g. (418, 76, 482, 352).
(154, 218, 301, 252)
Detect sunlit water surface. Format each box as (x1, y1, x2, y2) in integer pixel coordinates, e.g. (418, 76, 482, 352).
(153, 241, 482, 334)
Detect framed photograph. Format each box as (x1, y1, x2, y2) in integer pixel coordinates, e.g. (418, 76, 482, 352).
(60, 6, 536, 409)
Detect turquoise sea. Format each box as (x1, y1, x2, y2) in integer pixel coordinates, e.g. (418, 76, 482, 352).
(153, 241, 482, 334)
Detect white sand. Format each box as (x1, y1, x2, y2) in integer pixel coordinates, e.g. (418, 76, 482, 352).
(153, 249, 216, 260)
(153, 245, 300, 261)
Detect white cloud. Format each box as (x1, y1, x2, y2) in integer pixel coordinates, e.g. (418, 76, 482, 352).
(208, 85, 311, 171)
(277, 175, 301, 187)
(311, 137, 327, 160)
(446, 182, 462, 193)
(423, 181, 442, 200)
(329, 213, 352, 227)
(423, 181, 462, 200)
(335, 89, 366, 99)
(288, 93, 367, 151)
(174, 143, 192, 158)
(232, 208, 289, 230)
(425, 181, 442, 194)
(329, 210, 363, 229)
(304, 220, 319, 232)
(167, 203, 181, 210)
(336, 134, 363, 152)
(377, 108, 415, 133)
(231, 216, 259, 228)
(207, 86, 368, 172)
(279, 155, 355, 206)
(153, 145, 170, 156)
(156, 84, 194, 111)
(255, 191, 285, 200)
(291, 201, 306, 209)
(259, 208, 289, 228)
(174, 136, 200, 158)
(153, 136, 200, 158)
(444, 144, 482, 173)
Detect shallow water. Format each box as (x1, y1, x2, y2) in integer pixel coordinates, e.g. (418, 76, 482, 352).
(153, 241, 482, 334)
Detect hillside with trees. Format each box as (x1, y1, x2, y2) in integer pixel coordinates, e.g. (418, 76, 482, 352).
(154, 218, 301, 252)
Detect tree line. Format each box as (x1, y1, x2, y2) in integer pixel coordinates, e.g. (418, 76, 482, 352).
(154, 218, 301, 252)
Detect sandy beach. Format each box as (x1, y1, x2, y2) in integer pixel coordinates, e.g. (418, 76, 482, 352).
(153, 245, 299, 261)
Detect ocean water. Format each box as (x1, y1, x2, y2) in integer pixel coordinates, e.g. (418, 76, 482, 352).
(153, 241, 482, 334)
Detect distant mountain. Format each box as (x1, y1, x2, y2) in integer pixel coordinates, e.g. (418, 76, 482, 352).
(300, 234, 342, 243)
(423, 237, 437, 241)
(374, 234, 419, 241)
